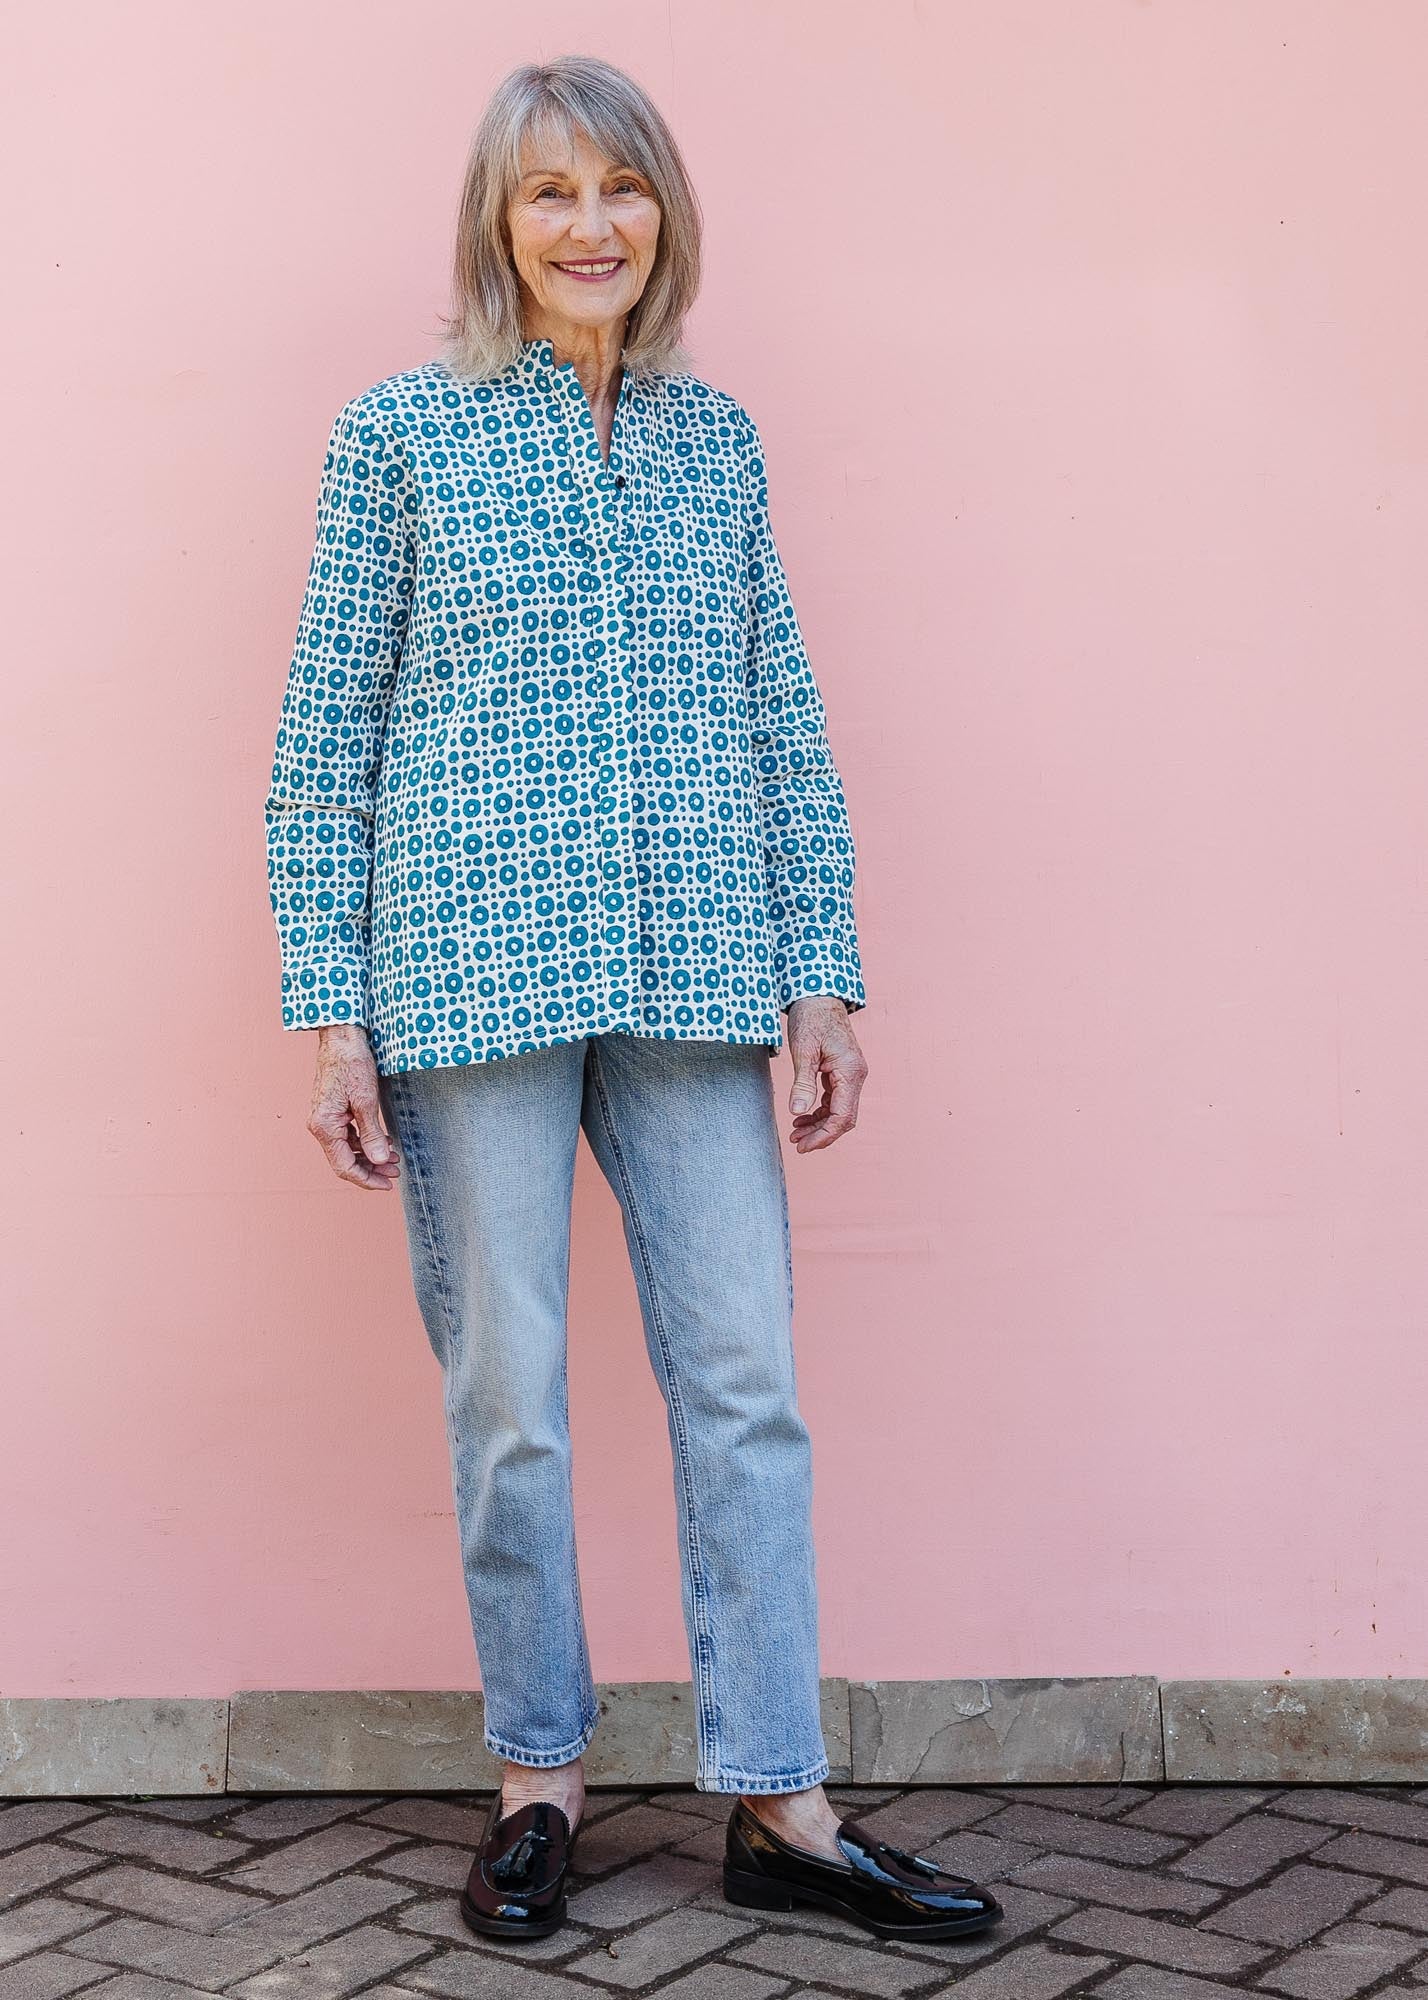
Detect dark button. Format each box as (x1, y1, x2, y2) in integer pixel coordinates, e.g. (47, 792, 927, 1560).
(614, 473, 626, 488)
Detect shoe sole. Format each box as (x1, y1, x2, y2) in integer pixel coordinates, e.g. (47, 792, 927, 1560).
(723, 1863, 1003, 1941)
(459, 1888, 567, 1940)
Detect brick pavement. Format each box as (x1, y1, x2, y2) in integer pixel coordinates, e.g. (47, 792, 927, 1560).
(6, 1783, 1428, 1997)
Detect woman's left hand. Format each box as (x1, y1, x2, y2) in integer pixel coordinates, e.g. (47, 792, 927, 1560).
(785, 997, 868, 1152)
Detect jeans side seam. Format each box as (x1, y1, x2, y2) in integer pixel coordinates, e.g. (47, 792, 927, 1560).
(585, 1041, 721, 1777)
(386, 1076, 471, 1666)
(385, 1074, 460, 1368)
(778, 1142, 796, 1346)
(385, 1068, 595, 1767)
(557, 1259, 596, 1726)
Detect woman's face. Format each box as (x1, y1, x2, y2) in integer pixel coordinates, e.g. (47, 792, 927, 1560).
(507, 124, 661, 342)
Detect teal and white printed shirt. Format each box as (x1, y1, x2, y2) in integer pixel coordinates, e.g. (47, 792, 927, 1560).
(264, 335, 866, 1075)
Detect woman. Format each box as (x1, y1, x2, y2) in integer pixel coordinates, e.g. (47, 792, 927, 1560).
(264, 54, 1001, 1948)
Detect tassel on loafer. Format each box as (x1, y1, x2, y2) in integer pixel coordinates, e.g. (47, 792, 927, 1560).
(460, 1792, 581, 1940)
(723, 1796, 1004, 1941)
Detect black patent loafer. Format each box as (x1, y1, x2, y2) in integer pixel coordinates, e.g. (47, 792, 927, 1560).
(724, 1796, 1003, 1941)
(460, 1792, 580, 1940)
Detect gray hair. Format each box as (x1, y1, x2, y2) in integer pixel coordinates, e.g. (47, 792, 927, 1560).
(439, 55, 703, 381)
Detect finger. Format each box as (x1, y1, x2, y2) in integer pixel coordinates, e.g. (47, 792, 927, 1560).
(340, 1107, 402, 1189)
(309, 1103, 398, 1191)
(334, 1144, 397, 1191)
(347, 1145, 401, 1189)
(793, 1066, 862, 1150)
(314, 1121, 368, 1185)
(784, 1072, 828, 1136)
(352, 1089, 397, 1169)
(789, 1067, 832, 1131)
(789, 1045, 822, 1116)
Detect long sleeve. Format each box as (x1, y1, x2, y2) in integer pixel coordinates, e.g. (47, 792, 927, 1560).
(740, 409, 867, 1015)
(263, 394, 415, 1031)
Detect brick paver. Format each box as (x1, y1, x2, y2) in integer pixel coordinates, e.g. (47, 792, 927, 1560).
(402, 1959, 590, 1998)
(977, 1801, 1190, 1865)
(564, 1853, 713, 1930)
(64, 1860, 265, 1930)
(0, 1952, 103, 2000)
(568, 1805, 711, 1878)
(0, 1841, 103, 1902)
(224, 1824, 409, 1895)
(1200, 1862, 1382, 1946)
(848, 1789, 1005, 1844)
(1358, 1886, 1428, 1933)
(923, 1823, 1045, 1880)
(991, 1785, 1157, 1817)
(1269, 1792, 1428, 1842)
(638, 1969, 783, 2000)
(564, 1907, 756, 1986)
(727, 1925, 942, 1993)
(1095, 1973, 1251, 1998)
(224, 1801, 381, 1842)
(0, 1893, 104, 1963)
(938, 1938, 1113, 1997)
(1122, 1792, 1277, 1837)
(1049, 1905, 1275, 1979)
(1249, 1916, 1421, 1997)
(1311, 1831, 1428, 1889)
(74, 1977, 221, 2000)
(372, 1844, 472, 1893)
(65, 1813, 256, 1874)
(0, 1805, 104, 1854)
(1009, 1849, 1224, 1913)
(1169, 1814, 1339, 1887)
(1, 1781, 1427, 1996)
(226, 1921, 427, 1997)
(62, 1912, 300, 1987)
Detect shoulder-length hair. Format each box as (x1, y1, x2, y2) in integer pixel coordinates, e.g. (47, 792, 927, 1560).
(439, 55, 703, 382)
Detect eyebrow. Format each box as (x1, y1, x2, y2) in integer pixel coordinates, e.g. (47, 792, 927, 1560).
(519, 165, 644, 182)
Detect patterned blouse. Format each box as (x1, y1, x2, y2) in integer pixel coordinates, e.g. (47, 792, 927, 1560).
(263, 335, 866, 1075)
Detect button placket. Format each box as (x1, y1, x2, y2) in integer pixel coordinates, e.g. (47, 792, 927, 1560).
(601, 378, 639, 1029)
(542, 353, 638, 1028)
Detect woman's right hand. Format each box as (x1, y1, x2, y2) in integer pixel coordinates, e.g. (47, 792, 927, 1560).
(307, 1025, 402, 1191)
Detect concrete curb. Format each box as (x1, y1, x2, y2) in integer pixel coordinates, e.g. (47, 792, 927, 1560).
(3, 1678, 1424, 1795)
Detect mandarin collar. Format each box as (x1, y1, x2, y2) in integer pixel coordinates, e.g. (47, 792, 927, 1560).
(516, 335, 563, 389)
(517, 334, 644, 399)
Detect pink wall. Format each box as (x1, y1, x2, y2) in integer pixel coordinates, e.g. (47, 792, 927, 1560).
(3, 1, 1425, 1699)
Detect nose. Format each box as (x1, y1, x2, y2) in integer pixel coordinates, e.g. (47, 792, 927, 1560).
(567, 191, 616, 247)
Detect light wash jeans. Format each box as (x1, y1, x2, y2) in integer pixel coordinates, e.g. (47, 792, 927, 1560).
(376, 1032, 830, 1795)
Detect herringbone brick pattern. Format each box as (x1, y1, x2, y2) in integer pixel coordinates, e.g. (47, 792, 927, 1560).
(6, 1783, 1428, 1997)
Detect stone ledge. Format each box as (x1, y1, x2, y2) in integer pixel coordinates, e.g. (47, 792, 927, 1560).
(228, 1688, 492, 1792)
(228, 1678, 853, 1793)
(3, 1679, 1426, 1795)
(848, 1675, 1164, 1783)
(1162, 1678, 1428, 1781)
(0, 1697, 228, 1798)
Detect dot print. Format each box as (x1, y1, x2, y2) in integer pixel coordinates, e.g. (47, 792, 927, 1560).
(263, 336, 865, 1075)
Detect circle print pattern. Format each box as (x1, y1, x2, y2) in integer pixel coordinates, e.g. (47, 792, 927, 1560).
(264, 337, 865, 1076)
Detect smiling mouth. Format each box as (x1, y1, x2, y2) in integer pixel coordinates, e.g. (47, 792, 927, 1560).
(551, 258, 625, 280)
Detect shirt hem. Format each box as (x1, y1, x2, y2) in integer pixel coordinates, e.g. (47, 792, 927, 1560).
(372, 1020, 785, 1079)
